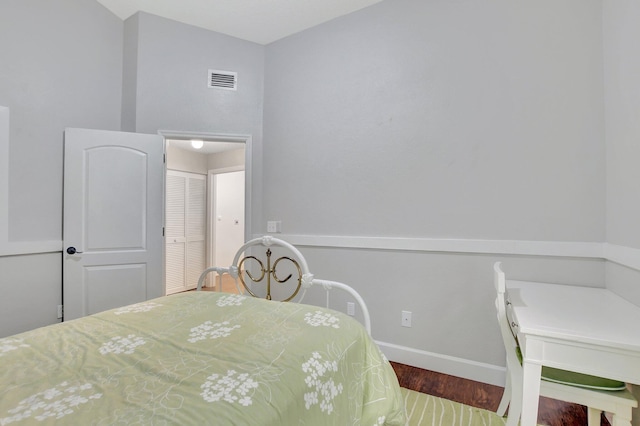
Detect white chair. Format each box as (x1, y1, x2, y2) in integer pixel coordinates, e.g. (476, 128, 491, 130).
(493, 262, 637, 426)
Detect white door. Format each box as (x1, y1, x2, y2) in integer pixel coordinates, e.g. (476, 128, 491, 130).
(63, 128, 164, 320)
(213, 170, 245, 267)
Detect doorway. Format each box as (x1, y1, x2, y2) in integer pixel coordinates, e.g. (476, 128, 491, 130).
(209, 168, 245, 293)
(161, 132, 251, 295)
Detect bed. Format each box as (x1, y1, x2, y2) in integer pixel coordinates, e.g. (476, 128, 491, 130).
(0, 237, 405, 425)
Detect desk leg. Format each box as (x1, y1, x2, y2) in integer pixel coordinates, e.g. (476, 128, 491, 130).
(521, 361, 542, 426)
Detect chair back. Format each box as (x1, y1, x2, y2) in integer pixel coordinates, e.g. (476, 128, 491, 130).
(494, 262, 523, 375)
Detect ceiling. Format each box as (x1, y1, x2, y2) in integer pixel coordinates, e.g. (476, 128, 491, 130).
(96, 0, 383, 45)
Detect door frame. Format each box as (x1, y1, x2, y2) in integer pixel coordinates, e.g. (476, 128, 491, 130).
(159, 130, 252, 283)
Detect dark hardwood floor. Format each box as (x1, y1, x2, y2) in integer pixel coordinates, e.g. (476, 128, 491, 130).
(391, 362, 609, 426)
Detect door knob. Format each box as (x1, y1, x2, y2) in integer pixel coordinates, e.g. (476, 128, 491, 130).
(66, 247, 83, 255)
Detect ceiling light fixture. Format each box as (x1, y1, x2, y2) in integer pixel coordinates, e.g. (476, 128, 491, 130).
(191, 139, 204, 149)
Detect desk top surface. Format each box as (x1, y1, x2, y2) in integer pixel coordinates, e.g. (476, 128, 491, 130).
(506, 280, 640, 351)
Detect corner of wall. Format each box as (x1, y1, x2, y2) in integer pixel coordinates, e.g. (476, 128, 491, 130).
(121, 13, 140, 132)
(0, 106, 8, 247)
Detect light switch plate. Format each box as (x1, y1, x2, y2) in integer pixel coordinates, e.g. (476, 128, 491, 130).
(267, 221, 281, 233)
(401, 310, 412, 327)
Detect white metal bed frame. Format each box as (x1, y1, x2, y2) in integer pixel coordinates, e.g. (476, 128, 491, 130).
(197, 236, 372, 334)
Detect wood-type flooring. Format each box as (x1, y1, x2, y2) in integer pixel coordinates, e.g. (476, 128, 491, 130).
(391, 361, 610, 426)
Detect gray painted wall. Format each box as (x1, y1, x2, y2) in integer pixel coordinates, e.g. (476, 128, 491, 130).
(0, 5, 266, 338)
(125, 12, 264, 137)
(123, 11, 264, 241)
(603, 1, 640, 316)
(262, 0, 608, 370)
(298, 247, 604, 366)
(263, 0, 605, 242)
(0, 253, 62, 337)
(121, 13, 139, 133)
(0, 0, 123, 336)
(604, 0, 640, 250)
(601, 3, 640, 419)
(1, 0, 123, 241)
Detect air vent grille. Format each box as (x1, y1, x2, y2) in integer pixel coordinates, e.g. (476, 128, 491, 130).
(208, 69, 237, 90)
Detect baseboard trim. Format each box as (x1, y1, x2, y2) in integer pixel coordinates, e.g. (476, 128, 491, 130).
(377, 340, 506, 387)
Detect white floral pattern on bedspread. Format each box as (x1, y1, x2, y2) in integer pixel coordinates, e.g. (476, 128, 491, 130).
(0, 292, 405, 425)
(1, 381, 102, 424)
(0, 338, 29, 357)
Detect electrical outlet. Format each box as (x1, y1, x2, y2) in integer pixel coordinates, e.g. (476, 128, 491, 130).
(57, 305, 63, 319)
(401, 310, 412, 327)
(347, 302, 355, 316)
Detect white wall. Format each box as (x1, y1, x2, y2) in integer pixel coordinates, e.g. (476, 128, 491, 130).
(166, 143, 209, 174)
(208, 148, 245, 170)
(165, 145, 246, 175)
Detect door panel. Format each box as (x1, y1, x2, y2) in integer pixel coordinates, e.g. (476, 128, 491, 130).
(165, 172, 186, 293)
(187, 239, 205, 288)
(63, 128, 164, 320)
(165, 241, 185, 293)
(186, 176, 206, 289)
(84, 264, 147, 315)
(85, 147, 148, 250)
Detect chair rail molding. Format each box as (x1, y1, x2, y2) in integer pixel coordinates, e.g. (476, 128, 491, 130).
(257, 234, 640, 272)
(604, 243, 640, 272)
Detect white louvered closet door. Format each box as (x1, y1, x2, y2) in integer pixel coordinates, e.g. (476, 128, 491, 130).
(165, 171, 206, 295)
(186, 176, 206, 289)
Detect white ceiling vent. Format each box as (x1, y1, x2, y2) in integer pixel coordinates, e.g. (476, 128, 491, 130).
(208, 69, 237, 90)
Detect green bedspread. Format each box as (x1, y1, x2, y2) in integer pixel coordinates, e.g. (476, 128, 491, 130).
(0, 292, 406, 425)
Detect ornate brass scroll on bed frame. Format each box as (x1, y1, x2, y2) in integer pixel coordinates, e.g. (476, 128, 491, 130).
(237, 246, 303, 301)
(196, 236, 372, 334)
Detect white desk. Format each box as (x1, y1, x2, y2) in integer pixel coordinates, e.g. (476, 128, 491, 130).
(506, 280, 640, 426)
